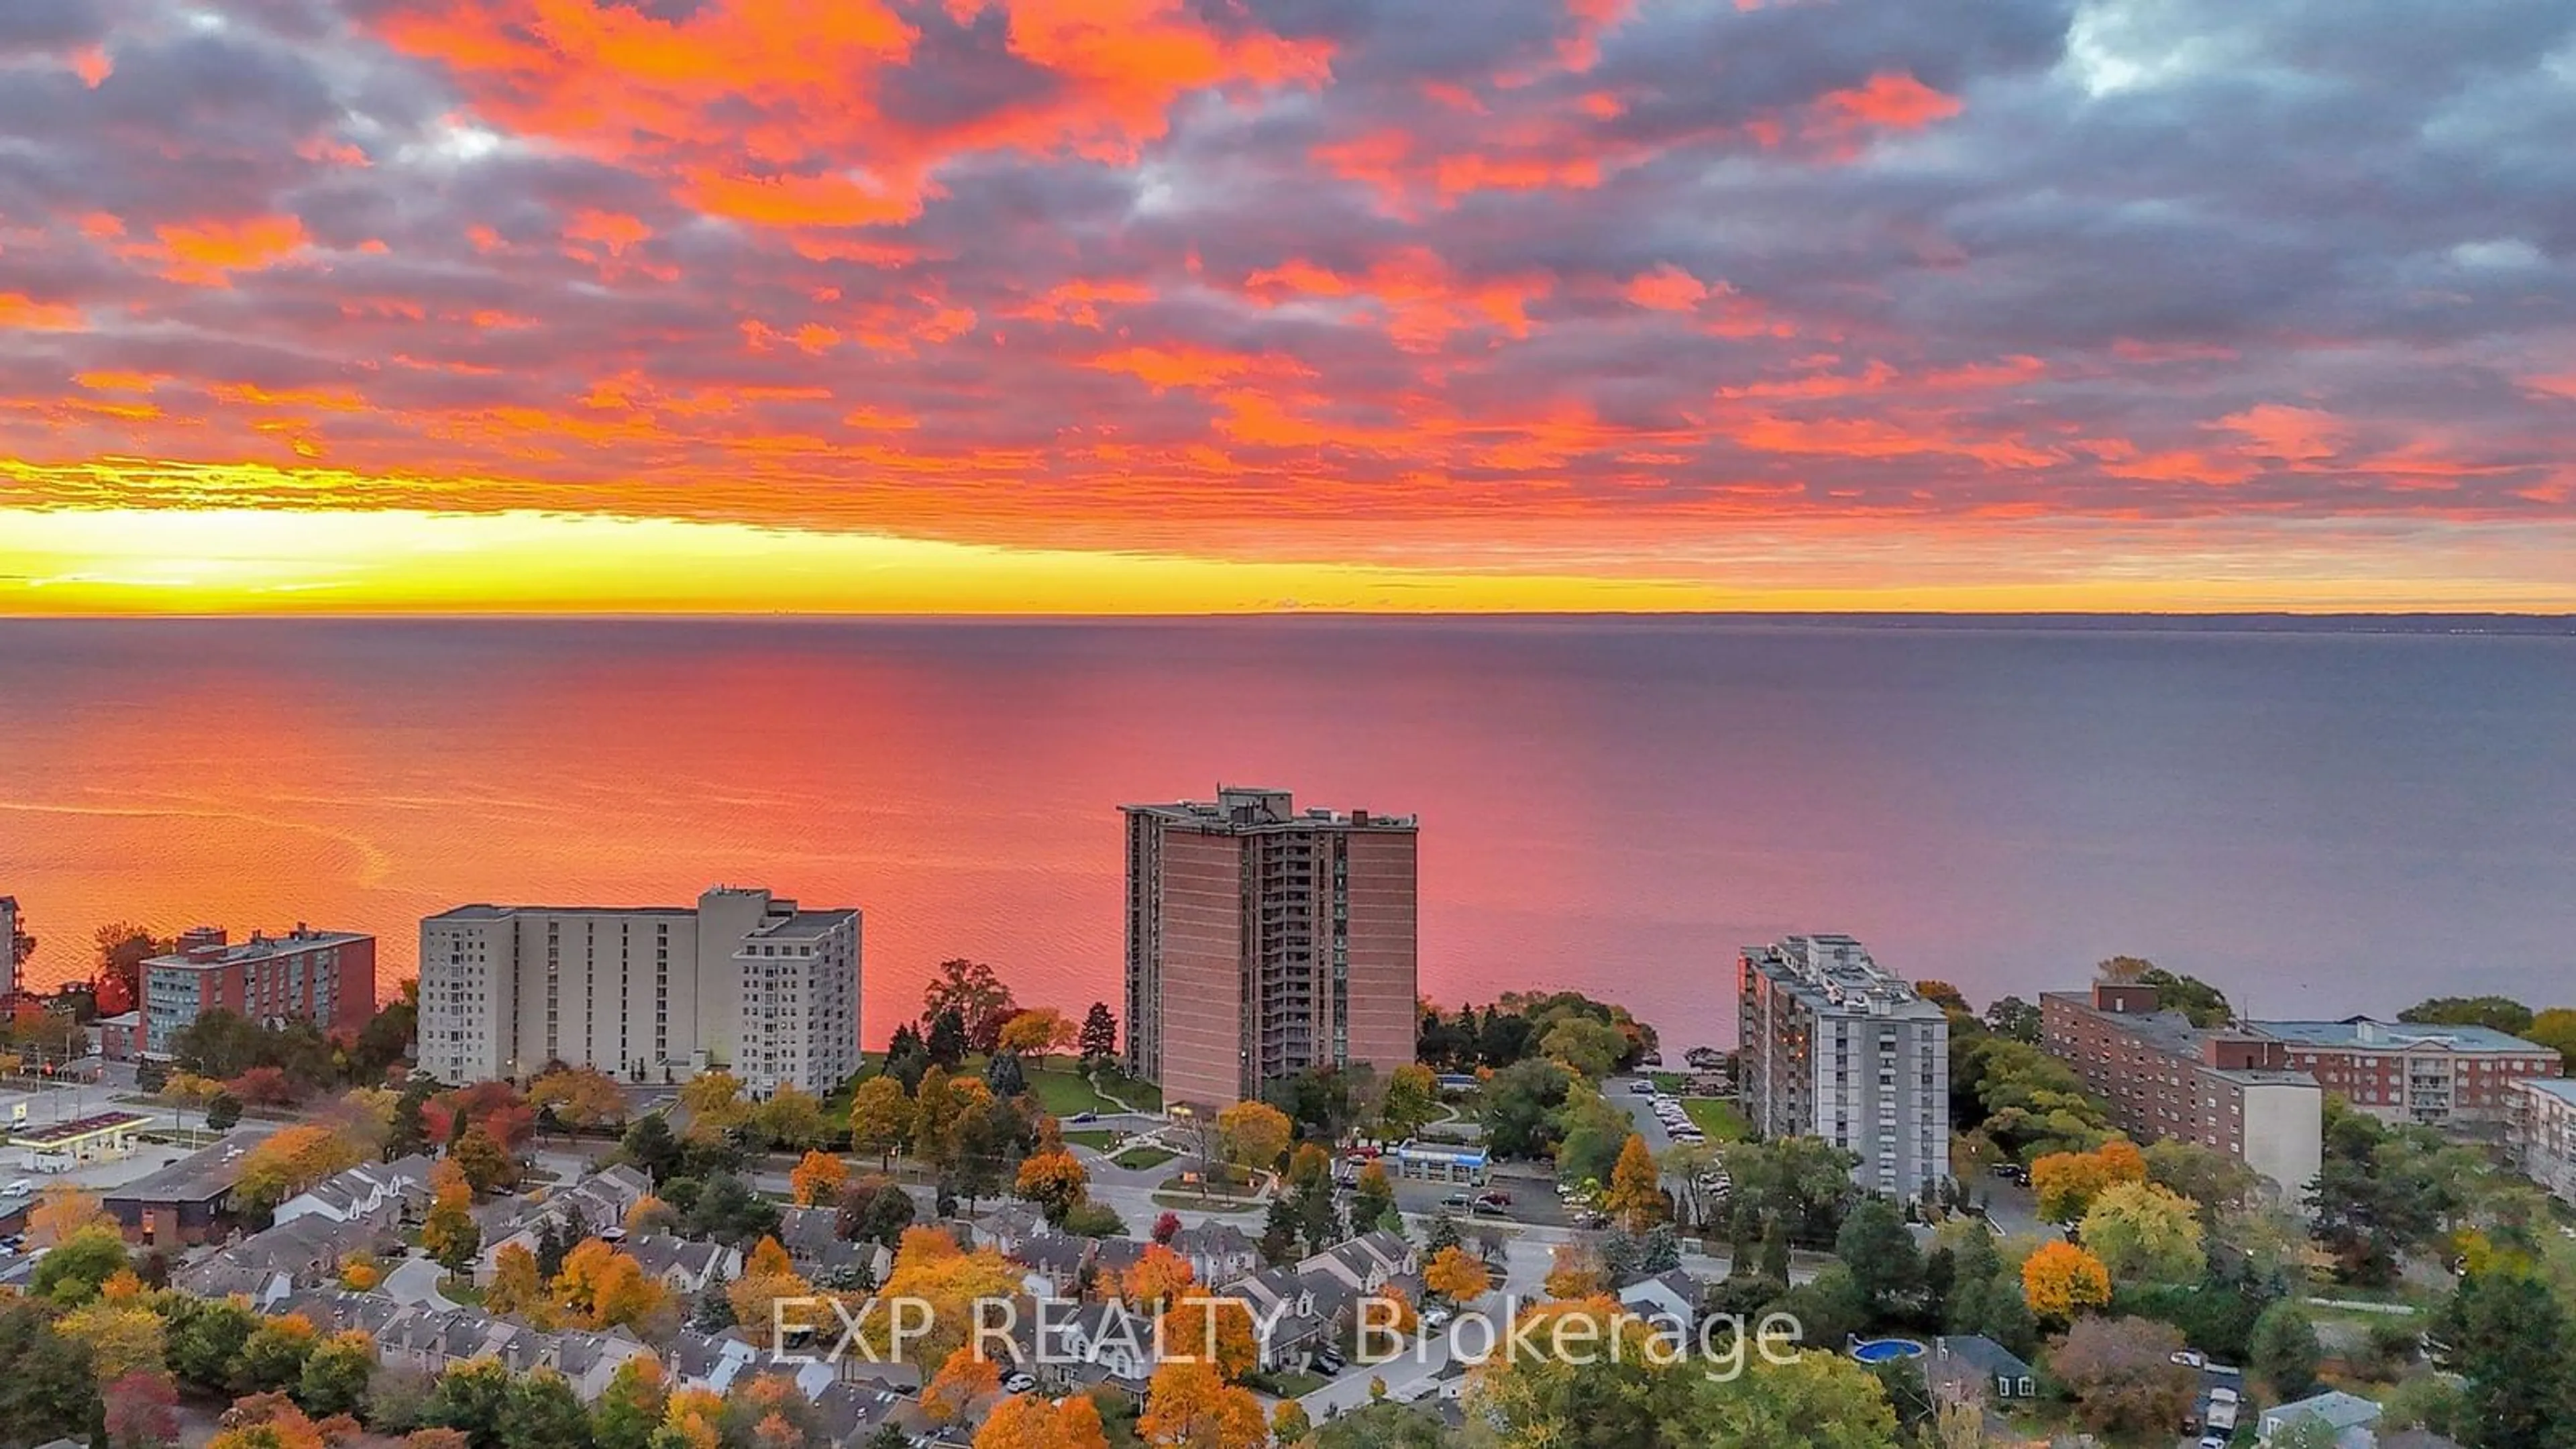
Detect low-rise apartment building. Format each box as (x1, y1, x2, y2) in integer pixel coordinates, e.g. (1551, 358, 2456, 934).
(2041, 983, 2322, 1201)
(417, 886, 860, 1093)
(2250, 1017, 2558, 1127)
(140, 924, 377, 1057)
(1737, 934, 1950, 1199)
(2506, 1077, 2576, 1204)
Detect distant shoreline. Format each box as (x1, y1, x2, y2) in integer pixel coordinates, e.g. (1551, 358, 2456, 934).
(1, 610, 2571, 637)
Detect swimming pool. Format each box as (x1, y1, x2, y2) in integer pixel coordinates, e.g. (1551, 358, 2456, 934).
(1850, 1338, 1927, 1364)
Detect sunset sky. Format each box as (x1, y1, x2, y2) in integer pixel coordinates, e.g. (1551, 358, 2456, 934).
(3, 0, 2572, 612)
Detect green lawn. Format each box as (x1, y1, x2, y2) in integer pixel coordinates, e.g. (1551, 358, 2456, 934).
(1112, 1145, 1177, 1171)
(1681, 1098, 1750, 1141)
(1027, 1067, 1125, 1118)
(1248, 1370, 1326, 1399)
(1064, 1129, 1122, 1151)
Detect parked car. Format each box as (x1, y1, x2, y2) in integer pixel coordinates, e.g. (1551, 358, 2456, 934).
(1443, 1190, 1473, 1208)
(1422, 1307, 1453, 1330)
(2171, 1349, 2206, 1368)
(1002, 1372, 1036, 1393)
(1476, 1189, 1512, 1206)
(1314, 1351, 1347, 1375)
(1069, 1111, 1097, 1124)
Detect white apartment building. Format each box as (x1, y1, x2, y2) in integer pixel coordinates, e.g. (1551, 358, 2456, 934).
(417, 887, 861, 1095)
(1737, 934, 1951, 1199)
(2506, 1077, 2576, 1205)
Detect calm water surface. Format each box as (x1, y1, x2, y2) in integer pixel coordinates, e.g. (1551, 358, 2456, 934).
(1, 618, 2570, 1051)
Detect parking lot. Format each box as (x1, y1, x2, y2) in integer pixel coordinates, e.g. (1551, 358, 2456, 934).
(1613, 1077, 1714, 1155)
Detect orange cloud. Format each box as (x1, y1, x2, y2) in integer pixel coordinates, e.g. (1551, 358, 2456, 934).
(1623, 266, 1710, 312)
(565, 209, 653, 257)
(1244, 248, 1554, 351)
(2216, 403, 2346, 462)
(148, 216, 309, 287)
(0, 294, 85, 330)
(1819, 72, 1962, 131)
(1087, 345, 1314, 391)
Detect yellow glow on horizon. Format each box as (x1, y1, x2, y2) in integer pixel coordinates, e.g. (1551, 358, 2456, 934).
(1, 506, 2571, 615)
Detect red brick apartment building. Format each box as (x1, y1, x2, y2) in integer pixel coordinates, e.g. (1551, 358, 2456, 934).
(140, 924, 377, 1055)
(2041, 983, 2322, 1199)
(1123, 788, 1417, 1111)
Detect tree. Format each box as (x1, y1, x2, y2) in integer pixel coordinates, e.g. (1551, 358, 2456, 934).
(835, 1076, 908, 1172)
(163, 1296, 259, 1397)
(1544, 1242, 1606, 1299)
(1984, 996, 2041, 1042)
(1351, 1161, 1395, 1232)
(1540, 1017, 1629, 1079)
(2096, 955, 2154, 985)
(500, 1369, 591, 1449)
(788, 1149, 848, 1208)
(449, 1124, 519, 1197)
(235, 1315, 321, 1396)
(529, 1067, 629, 1136)
(28, 1183, 113, 1248)
(1479, 1058, 1574, 1159)
(673, 1071, 749, 1145)
(984, 1050, 1028, 1100)
(2080, 1179, 2204, 1284)
(33, 1223, 128, 1305)
(926, 1008, 970, 1069)
(751, 1083, 829, 1152)
(589, 1358, 665, 1449)
(1675, 1349, 1902, 1449)
(104, 1369, 179, 1449)
(1604, 1132, 1668, 1232)
(205, 1092, 244, 1131)
(684, 1171, 782, 1246)
(620, 1114, 683, 1183)
(423, 1357, 514, 1449)
(483, 1242, 547, 1321)
(236, 1125, 368, 1216)
(1078, 1003, 1118, 1066)
(1268, 1401, 1311, 1448)
(1136, 1360, 1265, 1449)
(857, 1229, 1021, 1370)
(93, 923, 167, 1012)
(1214, 1101, 1291, 1178)
(2524, 1007, 2576, 1073)
(427, 1080, 537, 1150)
(2248, 1299, 2322, 1401)
(56, 1294, 164, 1386)
(2436, 1268, 2576, 1449)
(2020, 1240, 2111, 1321)
(2049, 1316, 2196, 1436)
(1122, 1244, 1197, 1311)
(1464, 1297, 1680, 1448)
(1376, 1063, 1440, 1142)
(2141, 1139, 2262, 1225)
(1833, 1197, 1923, 1316)
(421, 1161, 481, 1277)
(1014, 1149, 1089, 1226)
(998, 1008, 1073, 1068)
(2399, 996, 2536, 1034)
(297, 1330, 376, 1419)
(2031, 1139, 2145, 1223)
(557, 1240, 673, 1333)
(1424, 1246, 1490, 1304)
(1157, 1297, 1257, 1383)
(976, 1392, 1114, 1449)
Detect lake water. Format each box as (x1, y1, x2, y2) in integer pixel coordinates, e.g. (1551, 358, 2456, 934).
(1, 617, 2570, 1052)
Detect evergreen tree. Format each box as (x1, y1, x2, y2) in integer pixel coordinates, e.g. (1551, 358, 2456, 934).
(985, 1051, 1027, 1099)
(619, 1114, 682, 1184)
(388, 1080, 435, 1161)
(926, 1008, 969, 1069)
(1260, 1196, 1301, 1266)
(1638, 1223, 1682, 1275)
(691, 1284, 737, 1332)
(2438, 1269, 2576, 1449)
(1079, 1003, 1118, 1065)
(1833, 1197, 1923, 1318)
(1426, 1213, 1463, 1256)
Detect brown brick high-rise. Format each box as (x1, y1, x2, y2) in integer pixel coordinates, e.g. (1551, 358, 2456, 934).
(1123, 788, 1418, 1111)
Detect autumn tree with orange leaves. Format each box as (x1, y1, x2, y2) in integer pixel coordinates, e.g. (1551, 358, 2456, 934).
(1136, 1359, 1266, 1449)
(1158, 1295, 1258, 1383)
(922, 1344, 1004, 1424)
(2032, 1138, 2147, 1223)
(975, 1389, 1113, 1449)
(2022, 1239, 2114, 1321)
(789, 1149, 849, 1208)
(1424, 1245, 1491, 1304)
(1122, 1242, 1197, 1311)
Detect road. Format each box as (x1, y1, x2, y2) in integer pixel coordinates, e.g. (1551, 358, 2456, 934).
(382, 1254, 460, 1309)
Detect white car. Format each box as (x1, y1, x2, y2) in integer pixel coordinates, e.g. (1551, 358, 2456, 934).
(1421, 1307, 1453, 1330)
(1002, 1372, 1036, 1394)
(2171, 1349, 2206, 1368)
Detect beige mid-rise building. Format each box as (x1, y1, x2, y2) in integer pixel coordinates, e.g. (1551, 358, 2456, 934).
(1123, 788, 1417, 1110)
(417, 887, 860, 1094)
